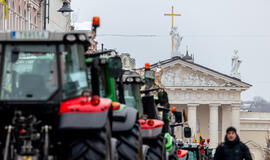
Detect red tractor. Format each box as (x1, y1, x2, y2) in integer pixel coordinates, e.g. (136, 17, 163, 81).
(0, 31, 113, 160)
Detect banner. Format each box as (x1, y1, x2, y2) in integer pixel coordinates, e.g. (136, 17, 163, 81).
(0, 0, 8, 19)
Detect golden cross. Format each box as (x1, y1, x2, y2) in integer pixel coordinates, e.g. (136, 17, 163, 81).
(164, 6, 181, 52)
(164, 6, 181, 29)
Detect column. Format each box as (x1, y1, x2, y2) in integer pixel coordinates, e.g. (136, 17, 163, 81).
(187, 104, 199, 137)
(221, 104, 232, 140)
(209, 103, 219, 149)
(231, 103, 241, 135)
(28, 6, 31, 30)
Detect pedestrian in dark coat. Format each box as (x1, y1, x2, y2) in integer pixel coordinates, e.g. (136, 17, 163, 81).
(214, 126, 252, 160)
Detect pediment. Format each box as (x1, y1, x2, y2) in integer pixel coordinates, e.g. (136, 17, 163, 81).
(153, 58, 251, 89)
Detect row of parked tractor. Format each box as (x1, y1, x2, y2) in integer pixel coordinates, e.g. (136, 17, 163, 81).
(0, 17, 212, 160)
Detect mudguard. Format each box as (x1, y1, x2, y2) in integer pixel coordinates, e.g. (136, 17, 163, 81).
(58, 110, 110, 130)
(165, 133, 173, 152)
(112, 106, 138, 132)
(178, 149, 188, 159)
(141, 127, 163, 139)
(139, 119, 164, 139)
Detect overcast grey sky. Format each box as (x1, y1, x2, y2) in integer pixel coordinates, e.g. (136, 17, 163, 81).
(71, 0, 270, 101)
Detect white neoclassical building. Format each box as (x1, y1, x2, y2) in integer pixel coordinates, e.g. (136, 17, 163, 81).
(149, 55, 251, 150)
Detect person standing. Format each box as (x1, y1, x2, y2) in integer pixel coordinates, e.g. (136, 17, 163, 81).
(214, 126, 252, 160)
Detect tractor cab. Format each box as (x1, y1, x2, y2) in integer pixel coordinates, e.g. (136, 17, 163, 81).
(84, 50, 122, 102)
(121, 70, 144, 116)
(0, 31, 90, 112)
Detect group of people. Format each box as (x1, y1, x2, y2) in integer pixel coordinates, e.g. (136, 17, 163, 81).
(213, 127, 252, 160)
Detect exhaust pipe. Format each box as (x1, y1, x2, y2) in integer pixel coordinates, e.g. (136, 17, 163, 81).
(3, 125, 13, 160)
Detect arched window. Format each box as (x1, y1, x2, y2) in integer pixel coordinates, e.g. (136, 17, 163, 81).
(12, 0, 15, 10)
(19, 6, 21, 15)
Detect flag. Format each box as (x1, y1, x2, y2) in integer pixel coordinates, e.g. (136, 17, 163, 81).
(198, 131, 204, 155)
(193, 135, 196, 143)
(0, 0, 8, 19)
(198, 131, 203, 145)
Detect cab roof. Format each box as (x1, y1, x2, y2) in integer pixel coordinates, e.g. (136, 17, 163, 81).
(0, 31, 90, 42)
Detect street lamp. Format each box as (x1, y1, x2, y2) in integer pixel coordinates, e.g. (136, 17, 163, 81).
(43, 0, 74, 30)
(57, 1, 73, 17)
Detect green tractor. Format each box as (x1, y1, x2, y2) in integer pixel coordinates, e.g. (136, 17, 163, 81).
(125, 64, 192, 160)
(0, 30, 113, 160)
(120, 69, 167, 160)
(85, 52, 143, 160)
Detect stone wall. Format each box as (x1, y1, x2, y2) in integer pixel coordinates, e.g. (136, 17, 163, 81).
(240, 112, 270, 160)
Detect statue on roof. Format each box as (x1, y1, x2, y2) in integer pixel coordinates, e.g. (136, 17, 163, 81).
(170, 27, 183, 57)
(121, 53, 136, 69)
(231, 50, 242, 79)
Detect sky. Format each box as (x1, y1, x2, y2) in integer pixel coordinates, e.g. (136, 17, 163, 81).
(71, 0, 270, 101)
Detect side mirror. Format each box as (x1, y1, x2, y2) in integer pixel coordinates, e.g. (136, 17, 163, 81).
(108, 56, 122, 78)
(158, 91, 169, 106)
(173, 111, 182, 123)
(184, 127, 191, 138)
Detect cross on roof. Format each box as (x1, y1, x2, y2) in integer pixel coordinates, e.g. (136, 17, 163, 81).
(164, 6, 181, 28)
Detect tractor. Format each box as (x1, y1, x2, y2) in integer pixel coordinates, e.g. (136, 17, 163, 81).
(120, 69, 166, 160)
(136, 63, 194, 160)
(0, 30, 113, 160)
(84, 51, 143, 160)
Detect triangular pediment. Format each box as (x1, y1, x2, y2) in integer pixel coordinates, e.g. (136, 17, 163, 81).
(152, 57, 251, 89)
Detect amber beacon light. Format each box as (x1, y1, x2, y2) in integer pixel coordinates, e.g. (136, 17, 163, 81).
(92, 17, 100, 28)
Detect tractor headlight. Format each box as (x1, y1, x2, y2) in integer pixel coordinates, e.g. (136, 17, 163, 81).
(100, 58, 107, 64)
(126, 77, 134, 82)
(78, 34, 87, 41)
(66, 34, 76, 41)
(135, 77, 141, 82)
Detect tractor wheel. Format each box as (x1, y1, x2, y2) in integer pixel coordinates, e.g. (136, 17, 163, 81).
(144, 135, 166, 160)
(114, 122, 143, 160)
(66, 120, 111, 160)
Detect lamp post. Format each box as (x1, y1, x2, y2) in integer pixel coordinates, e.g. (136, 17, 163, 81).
(57, 1, 73, 16)
(43, 0, 73, 30)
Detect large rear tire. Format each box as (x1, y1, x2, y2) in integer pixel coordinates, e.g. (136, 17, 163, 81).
(144, 135, 166, 160)
(66, 120, 112, 160)
(114, 122, 143, 160)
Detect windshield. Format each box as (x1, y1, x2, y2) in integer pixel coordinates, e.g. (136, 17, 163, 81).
(0, 44, 58, 100)
(61, 44, 88, 99)
(124, 84, 143, 116)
